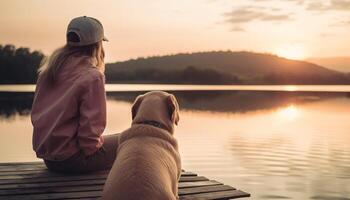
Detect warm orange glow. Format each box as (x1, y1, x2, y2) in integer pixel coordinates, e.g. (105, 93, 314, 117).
(276, 44, 306, 60)
(277, 105, 298, 121)
(1, 1, 350, 61)
(284, 85, 298, 91)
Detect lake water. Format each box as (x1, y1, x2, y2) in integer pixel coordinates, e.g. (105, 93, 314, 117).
(0, 85, 350, 199)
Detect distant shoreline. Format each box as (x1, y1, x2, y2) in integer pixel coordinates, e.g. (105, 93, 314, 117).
(1, 84, 350, 93)
(2, 45, 350, 85)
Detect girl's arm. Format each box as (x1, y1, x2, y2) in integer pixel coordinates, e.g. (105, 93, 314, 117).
(77, 72, 107, 156)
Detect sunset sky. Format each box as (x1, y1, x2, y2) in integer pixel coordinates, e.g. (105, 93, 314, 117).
(1, 0, 350, 62)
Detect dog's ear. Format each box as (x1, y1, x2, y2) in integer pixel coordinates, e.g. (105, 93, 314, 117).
(131, 95, 144, 120)
(167, 94, 180, 125)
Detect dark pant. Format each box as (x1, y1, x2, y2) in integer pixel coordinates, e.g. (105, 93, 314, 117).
(44, 134, 119, 173)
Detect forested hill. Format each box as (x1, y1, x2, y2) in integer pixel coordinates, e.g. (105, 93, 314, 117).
(1, 44, 350, 85)
(106, 51, 350, 84)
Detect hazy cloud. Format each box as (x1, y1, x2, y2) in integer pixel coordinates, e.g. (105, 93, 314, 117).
(223, 7, 292, 24)
(249, 0, 350, 10)
(230, 26, 245, 32)
(306, 2, 328, 11)
(319, 33, 335, 37)
(271, 7, 282, 12)
(253, 0, 350, 10)
(251, 0, 305, 4)
(307, 0, 350, 11)
(329, 19, 350, 27)
(215, 0, 350, 31)
(330, 0, 350, 10)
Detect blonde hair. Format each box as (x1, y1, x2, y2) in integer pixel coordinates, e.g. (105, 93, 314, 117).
(39, 41, 105, 85)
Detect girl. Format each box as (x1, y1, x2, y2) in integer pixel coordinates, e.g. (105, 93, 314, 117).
(31, 16, 118, 173)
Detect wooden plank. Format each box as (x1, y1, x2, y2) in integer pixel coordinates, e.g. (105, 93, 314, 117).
(180, 190, 250, 200)
(0, 175, 207, 184)
(0, 162, 250, 199)
(0, 184, 233, 197)
(0, 162, 44, 166)
(180, 176, 208, 182)
(0, 186, 241, 200)
(0, 171, 197, 179)
(181, 171, 198, 177)
(179, 180, 222, 189)
(0, 166, 47, 172)
(0, 170, 197, 177)
(0, 174, 107, 185)
(64, 198, 98, 200)
(67, 198, 98, 200)
(0, 190, 102, 200)
(0, 170, 51, 176)
(0, 180, 221, 190)
(178, 185, 235, 195)
(0, 162, 45, 172)
(0, 163, 197, 176)
(0, 170, 107, 178)
(0, 189, 249, 200)
(0, 179, 106, 190)
(0, 185, 103, 196)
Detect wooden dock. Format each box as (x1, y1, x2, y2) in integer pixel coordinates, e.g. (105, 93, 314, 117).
(0, 162, 250, 200)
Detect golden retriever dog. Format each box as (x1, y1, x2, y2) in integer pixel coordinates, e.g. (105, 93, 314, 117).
(102, 91, 181, 200)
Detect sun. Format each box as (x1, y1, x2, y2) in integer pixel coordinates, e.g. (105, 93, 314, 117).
(276, 44, 306, 60)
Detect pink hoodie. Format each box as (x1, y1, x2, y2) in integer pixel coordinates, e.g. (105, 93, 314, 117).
(31, 55, 106, 161)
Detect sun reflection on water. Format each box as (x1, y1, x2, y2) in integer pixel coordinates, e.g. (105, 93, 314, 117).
(284, 85, 298, 91)
(277, 104, 298, 121)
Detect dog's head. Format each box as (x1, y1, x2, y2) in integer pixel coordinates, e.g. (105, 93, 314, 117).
(131, 91, 180, 132)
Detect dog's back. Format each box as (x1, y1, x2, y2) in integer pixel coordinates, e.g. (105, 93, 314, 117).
(102, 125, 181, 200)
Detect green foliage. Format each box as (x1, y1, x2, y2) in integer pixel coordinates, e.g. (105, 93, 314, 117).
(106, 51, 350, 85)
(0, 44, 45, 84)
(105, 65, 242, 84)
(1, 45, 350, 85)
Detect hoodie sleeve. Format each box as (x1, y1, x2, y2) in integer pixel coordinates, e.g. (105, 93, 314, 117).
(77, 72, 106, 156)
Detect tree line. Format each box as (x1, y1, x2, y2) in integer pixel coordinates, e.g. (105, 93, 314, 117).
(0, 44, 44, 84)
(105, 65, 242, 84)
(1, 44, 350, 85)
(0, 44, 242, 85)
